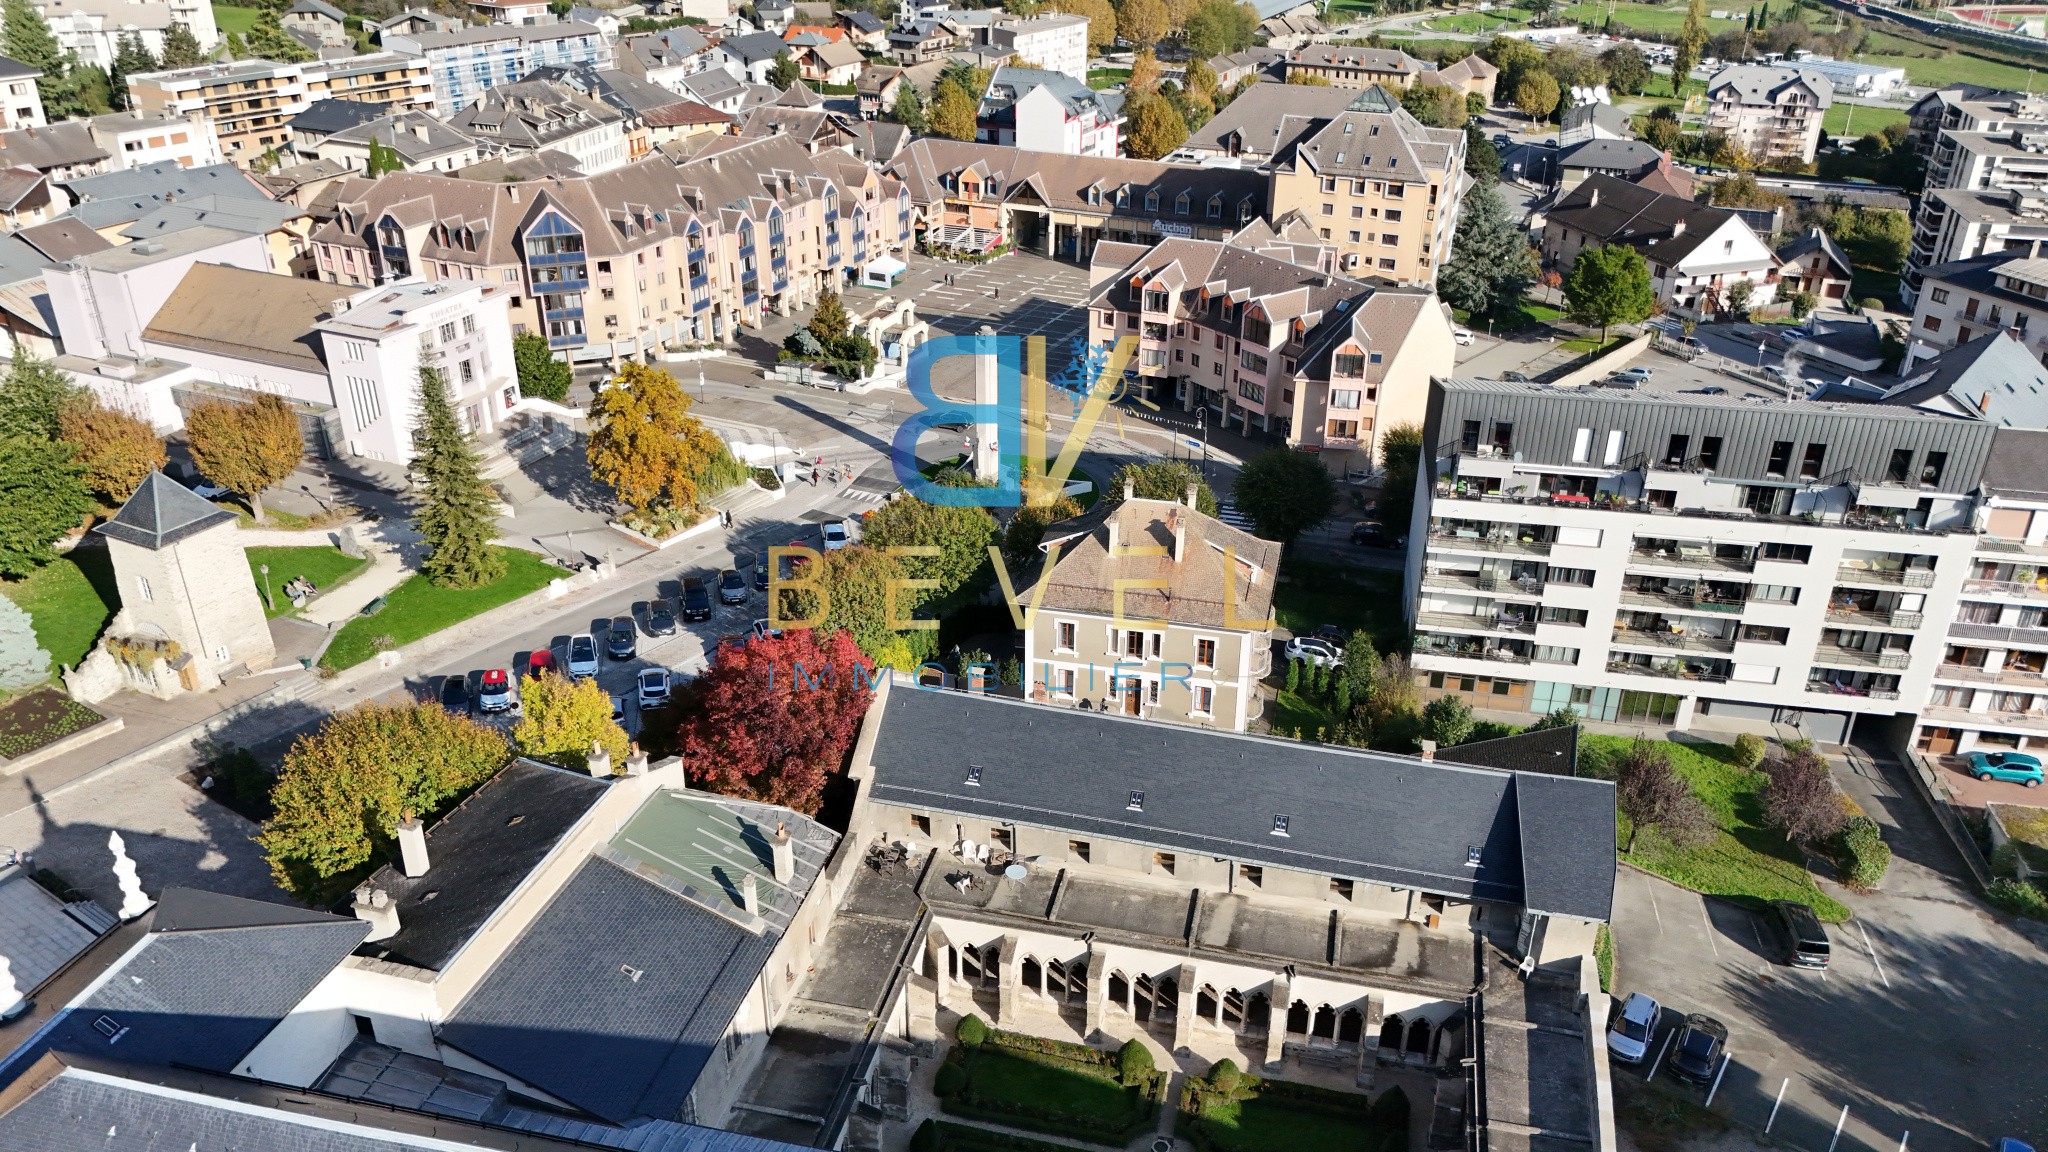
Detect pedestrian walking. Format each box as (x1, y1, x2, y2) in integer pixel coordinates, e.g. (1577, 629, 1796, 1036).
(812, 465, 821, 487)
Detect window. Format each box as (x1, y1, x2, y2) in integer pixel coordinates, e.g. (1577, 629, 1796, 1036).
(1154, 851, 1176, 873)
(1195, 638, 1216, 666)
(1054, 620, 1074, 649)
(1331, 877, 1354, 899)
(1128, 789, 1145, 811)
(1272, 814, 1291, 836)
(1330, 389, 1361, 408)
(1923, 451, 1948, 486)
(1699, 436, 1723, 471)
(1799, 443, 1827, 480)
(1351, 205, 1364, 218)
(459, 359, 475, 384)
(435, 322, 451, 342)
(1238, 864, 1263, 887)
(911, 814, 931, 836)
(1886, 448, 1913, 484)
(1603, 429, 1625, 465)
(1333, 352, 1364, 377)
(1349, 230, 1362, 243)
(1321, 203, 1335, 216)
(1752, 584, 1799, 604)
(1068, 839, 1091, 862)
(1571, 427, 1592, 463)
(1740, 624, 1789, 644)
(1665, 434, 1690, 465)
(1239, 349, 1268, 373)
(1238, 380, 1265, 403)
(1767, 440, 1793, 477)
(1930, 287, 1950, 304)
(1192, 685, 1213, 714)
(1541, 606, 1587, 626)
(462, 314, 476, 335)
(136, 575, 152, 602)
(1922, 315, 1941, 332)
(1143, 288, 1169, 312)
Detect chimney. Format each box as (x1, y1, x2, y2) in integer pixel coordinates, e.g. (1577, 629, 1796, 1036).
(771, 821, 794, 883)
(1670, 217, 1686, 237)
(413, 122, 430, 142)
(1586, 187, 1598, 208)
(1106, 515, 1118, 555)
(1123, 476, 1134, 501)
(587, 740, 612, 778)
(1980, 391, 1992, 414)
(352, 884, 400, 941)
(625, 744, 650, 776)
(1170, 509, 1186, 563)
(508, 184, 520, 202)
(740, 872, 760, 915)
(1419, 739, 1437, 761)
(396, 814, 429, 878)
(1185, 480, 1199, 510)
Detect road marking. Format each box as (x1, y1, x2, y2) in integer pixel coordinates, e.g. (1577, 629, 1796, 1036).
(1699, 897, 1720, 958)
(1765, 1078, 1790, 1133)
(1646, 1029, 1675, 1081)
(1645, 877, 1665, 935)
(1704, 1053, 1732, 1108)
(1827, 1104, 1851, 1152)
(1859, 922, 1891, 989)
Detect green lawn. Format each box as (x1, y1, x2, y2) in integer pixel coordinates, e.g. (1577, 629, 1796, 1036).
(1423, 9, 1529, 33)
(1580, 734, 1851, 921)
(948, 1047, 1150, 1144)
(1271, 687, 1338, 740)
(7, 549, 119, 674)
(245, 546, 371, 619)
(1559, 0, 1743, 34)
(320, 547, 557, 671)
(1823, 103, 1907, 138)
(1456, 295, 1565, 333)
(1087, 68, 1130, 91)
(213, 3, 262, 36)
(1180, 1086, 1382, 1152)
(1857, 50, 2045, 93)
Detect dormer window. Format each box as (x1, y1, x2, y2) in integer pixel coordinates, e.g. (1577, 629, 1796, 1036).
(1175, 191, 1190, 215)
(1207, 193, 1222, 220)
(1145, 190, 1159, 211)
(1115, 185, 1129, 207)
(1088, 185, 1102, 205)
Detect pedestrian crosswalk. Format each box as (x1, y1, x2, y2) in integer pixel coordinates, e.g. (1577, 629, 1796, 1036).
(1213, 501, 1254, 531)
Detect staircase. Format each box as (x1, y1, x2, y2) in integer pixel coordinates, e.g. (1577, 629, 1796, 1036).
(477, 411, 581, 481)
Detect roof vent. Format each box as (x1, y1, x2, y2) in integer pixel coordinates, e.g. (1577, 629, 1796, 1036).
(1271, 814, 1291, 837)
(965, 764, 983, 786)
(621, 964, 644, 982)
(1466, 846, 1483, 868)
(1127, 789, 1144, 811)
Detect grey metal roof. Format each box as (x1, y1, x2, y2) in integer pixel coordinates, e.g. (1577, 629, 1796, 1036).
(1984, 427, 2048, 498)
(721, 31, 788, 64)
(0, 863, 101, 999)
(1775, 226, 1850, 275)
(866, 687, 1618, 920)
(1557, 137, 1664, 174)
(0, 55, 38, 80)
(1885, 332, 2048, 427)
(0, 890, 369, 1083)
(118, 194, 304, 242)
(0, 122, 107, 173)
(62, 162, 271, 231)
(94, 471, 236, 550)
(289, 97, 389, 136)
(1512, 774, 1616, 920)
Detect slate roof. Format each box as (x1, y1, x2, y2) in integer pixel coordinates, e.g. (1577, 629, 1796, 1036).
(1271, 85, 1463, 182)
(888, 138, 1268, 222)
(95, 471, 236, 549)
(721, 30, 789, 64)
(0, 862, 102, 999)
(326, 111, 477, 163)
(142, 264, 353, 373)
(289, 97, 389, 137)
(449, 80, 623, 151)
(979, 66, 1120, 124)
(355, 760, 610, 972)
(0, 889, 368, 1083)
(1283, 45, 1424, 76)
(1559, 101, 1630, 136)
(1884, 332, 2048, 427)
(1436, 724, 1580, 778)
(119, 194, 305, 242)
(0, 122, 107, 173)
(1776, 226, 1850, 276)
(1984, 427, 2048, 499)
(1546, 173, 1749, 267)
(288, 0, 347, 21)
(0, 165, 43, 210)
(866, 687, 1619, 920)
(1025, 495, 1281, 629)
(1706, 63, 1833, 109)
(1182, 80, 1356, 156)
(0, 55, 38, 80)
(61, 162, 272, 231)
(1557, 137, 1664, 175)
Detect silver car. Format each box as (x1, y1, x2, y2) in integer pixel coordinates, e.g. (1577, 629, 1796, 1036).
(1606, 992, 1660, 1064)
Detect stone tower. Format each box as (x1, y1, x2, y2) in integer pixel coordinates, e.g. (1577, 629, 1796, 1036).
(96, 472, 275, 678)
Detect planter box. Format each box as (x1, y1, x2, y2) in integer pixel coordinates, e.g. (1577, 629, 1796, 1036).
(607, 513, 723, 550)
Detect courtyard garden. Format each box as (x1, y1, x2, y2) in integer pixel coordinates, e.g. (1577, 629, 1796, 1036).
(935, 1017, 1164, 1146)
(1178, 1059, 1407, 1152)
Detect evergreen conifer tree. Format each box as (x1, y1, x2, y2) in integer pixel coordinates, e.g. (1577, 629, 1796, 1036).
(411, 367, 504, 588)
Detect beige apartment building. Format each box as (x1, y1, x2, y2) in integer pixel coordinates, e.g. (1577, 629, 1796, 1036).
(1018, 488, 1282, 732)
(1280, 45, 1424, 90)
(1265, 86, 1464, 287)
(128, 59, 309, 166)
(302, 53, 436, 114)
(1703, 64, 1832, 166)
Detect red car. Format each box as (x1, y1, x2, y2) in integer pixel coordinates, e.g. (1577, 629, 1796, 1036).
(526, 649, 557, 679)
(478, 668, 515, 713)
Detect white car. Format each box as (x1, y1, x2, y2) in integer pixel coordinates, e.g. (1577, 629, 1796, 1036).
(188, 479, 230, 499)
(1284, 636, 1343, 667)
(751, 618, 783, 643)
(1606, 992, 1661, 1064)
(1453, 328, 1475, 346)
(638, 668, 671, 710)
(820, 520, 849, 551)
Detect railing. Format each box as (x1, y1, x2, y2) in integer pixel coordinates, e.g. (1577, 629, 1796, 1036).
(1806, 682, 1901, 700)
(1826, 606, 1924, 629)
(1419, 611, 1535, 635)
(1429, 488, 1976, 538)
(1975, 536, 2048, 558)
(1948, 622, 2048, 647)
(1429, 530, 1552, 556)
(1422, 571, 1545, 597)
(1962, 578, 2048, 602)
(1620, 588, 1747, 615)
(1418, 643, 1532, 665)
(1815, 647, 1912, 670)
(1629, 546, 1755, 573)
(1605, 659, 1730, 683)
(1609, 628, 1737, 655)
(1934, 662, 2048, 686)
(1836, 565, 1937, 587)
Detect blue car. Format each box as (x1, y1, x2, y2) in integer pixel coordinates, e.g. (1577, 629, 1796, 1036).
(1965, 750, 2043, 788)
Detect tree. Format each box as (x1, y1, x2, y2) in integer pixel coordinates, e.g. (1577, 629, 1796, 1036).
(1184, 57, 1219, 105)
(411, 367, 504, 588)
(1464, 121, 1501, 183)
(1511, 70, 1559, 127)
(1640, 107, 1681, 153)
(1362, 652, 1420, 742)
(512, 331, 571, 402)
(1732, 731, 1768, 770)
(889, 81, 927, 131)
(243, 8, 315, 62)
(1184, 0, 1257, 57)
(779, 545, 921, 660)
(1762, 746, 1847, 848)
(184, 393, 303, 523)
(1110, 459, 1217, 515)
(0, 592, 47, 688)
(1001, 493, 1080, 568)
(1233, 447, 1335, 546)
(678, 629, 873, 815)
(1479, 34, 1545, 93)
(259, 700, 510, 902)
(160, 22, 204, 68)
(1287, 72, 1332, 86)
(1124, 95, 1188, 160)
(1601, 43, 1650, 95)
(1, 0, 59, 77)
(1613, 739, 1711, 852)
(110, 31, 156, 109)
(1421, 695, 1474, 747)
(513, 671, 630, 772)
(0, 434, 89, 576)
(1720, 277, 1755, 319)
(586, 361, 722, 517)
(1375, 423, 1423, 543)
(808, 286, 851, 343)
(1529, 706, 1580, 731)
(1400, 82, 1468, 129)
(0, 352, 81, 443)
(1563, 244, 1655, 344)
(928, 76, 978, 140)
(768, 50, 801, 89)
(1127, 48, 1162, 95)
(1117, 0, 1169, 48)
(1437, 183, 1535, 320)
(1674, 0, 1708, 94)
(57, 398, 165, 504)
(858, 494, 998, 601)
(1339, 630, 1379, 703)
(1052, 0, 1117, 54)
(366, 136, 405, 177)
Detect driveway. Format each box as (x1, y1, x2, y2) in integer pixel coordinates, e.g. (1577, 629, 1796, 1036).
(1607, 747, 2048, 1152)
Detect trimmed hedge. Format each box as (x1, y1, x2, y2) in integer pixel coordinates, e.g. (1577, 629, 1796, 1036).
(956, 1014, 988, 1047)
(1837, 816, 1892, 889)
(941, 1044, 1158, 1147)
(1373, 1086, 1410, 1152)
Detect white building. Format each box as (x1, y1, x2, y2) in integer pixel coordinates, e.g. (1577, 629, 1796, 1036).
(470, 0, 552, 23)
(84, 110, 225, 171)
(1703, 64, 1832, 166)
(384, 22, 614, 113)
(447, 80, 629, 176)
(977, 67, 1120, 158)
(35, 0, 219, 65)
(315, 278, 519, 461)
(1542, 175, 1781, 319)
(0, 58, 43, 130)
(1903, 89, 2048, 308)
(988, 13, 1088, 83)
(1794, 57, 1906, 100)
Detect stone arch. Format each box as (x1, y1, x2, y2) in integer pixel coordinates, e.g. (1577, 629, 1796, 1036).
(1286, 999, 1311, 1035)
(1045, 958, 1068, 999)
(1021, 955, 1043, 995)
(1405, 1018, 1433, 1055)
(1244, 990, 1270, 1032)
(1312, 1004, 1337, 1040)
(1222, 988, 1245, 1028)
(1155, 974, 1179, 1016)
(1134, 973, 1156, 1022)
(1379, 1014, 1404, 1050)
(1339, 1006, 1365, 1044)
(1109, 970, 1131, 1010)
(1197, 984, 1220, 1021)
(1067, 958, 1089, 1004)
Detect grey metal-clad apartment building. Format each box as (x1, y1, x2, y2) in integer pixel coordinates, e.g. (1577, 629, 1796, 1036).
(1402, 377, 1996, 742)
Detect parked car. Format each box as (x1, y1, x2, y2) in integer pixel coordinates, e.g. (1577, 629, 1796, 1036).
(1453, 328, 1475, 346)
(1768, 900, 1831, 969)
(477, 668, 516, 714)
(719, 568, 748, 604)
(755, 556, 773, 591)
(638, 667, 672, 709)
(1502, 370, 1530, 382)
(752, 619, 783, 643)
(1492, 133, 1510, 147)
(1965, 749, 2044, 787)
(610, 695, 627, 725)
(526, 648, 557, 679)
(1606, 992, 1660, 1064)
(1312, 625, 1347, 647)
(646, 597, 677, 636)
(438, 674, 470, 713)
(1350, 521, 1402, 549)
(1283, 636, 1343, 667)
(821, 520, 850, 551)
(681, 576, 714, 622)
(1611, 366, 1653, 386)
(567, 633, 598, 679)
(187, 477, 230, 500)
(1667, 1014, 1727, 1084)
(607, 615, 638, 660)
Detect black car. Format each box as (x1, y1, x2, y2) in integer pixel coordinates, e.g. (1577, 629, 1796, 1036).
(719, 568, 748, 605)
(1502, 370, 1531, 383)
(1768, 900, 1831, 969)
(646, 597, 677, 636)
(681, 576, 714, 622)
(438, 673, 470, 713)
(754, 560, 772, 591)
(1350, 521, 1403, 549)
(607, 615, 638, 660)
(1667, 1014, 1728, 1084)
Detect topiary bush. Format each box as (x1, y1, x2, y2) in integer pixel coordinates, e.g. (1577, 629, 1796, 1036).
(1207, 1058, 1241, 1093)
(1838, 816, 1891, 889)
(933, 1062, 967, 1099)
(1732, 732, 1767, 772)
(1117, 1038, 1153, 1084)
(955, 1014, 988, 1048)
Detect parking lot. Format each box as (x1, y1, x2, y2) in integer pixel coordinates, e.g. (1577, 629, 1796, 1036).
(1608, 749, 2048, 1152)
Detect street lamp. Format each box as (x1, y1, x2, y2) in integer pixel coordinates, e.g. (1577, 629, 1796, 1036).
(259, 563, 273, 611)
(698, 365, 707, 403)
(1197, 407, 1209, 478)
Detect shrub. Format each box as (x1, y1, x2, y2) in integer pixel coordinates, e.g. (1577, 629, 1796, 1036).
(1207, 1058, 1240, 1093)
(1838, 816, 1891, 889)
(1117, 1038, 1154, 1084)
(1373, 1085, 1411, 1152)
(1285, 658, 1301, 692)
(934, 1063, 967, 1099)
(1988, 877, 2048, 920)
(956, 1014, 988, 1048)
(1859, 297, 1885, 313)
(1732, 732, 1767, 771)
(206, 746, 272, 807)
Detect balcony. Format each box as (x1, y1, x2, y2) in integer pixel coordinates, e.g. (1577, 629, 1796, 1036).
(1421, 571, 1545, 599)
(1920, 705, 2048, 729)
(1418, 611, 1535, 636)
(1836, 564, 1937, 588)
(1431, 486, 1974, 539)
(1814, 646, 1912, 670)
(1975, 536, 2048, 560)
(1935, 662, 2048, 686)
(1629, 544, 1755, 573)
(1826, 605, 1924, 629)
(1805, 681, 1902, 701)
(1949, 621, 2048, 647)
(1620, 587, 1746, 615)
(1961, 577, 2048, 602)
(1417, 638, 1533, 665)
(1428, 529, 1551, 557)
(1609, 627, 1737, 655)
(1605, 659, 1730, 684)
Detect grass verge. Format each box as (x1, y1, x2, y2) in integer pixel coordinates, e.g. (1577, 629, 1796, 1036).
(1088, 68, 1130, 90)
(320, 547, 557, 672)
(6, 548, 119, 673)
(246, 546, 371, 619)
(1614, 1074, 1728, 1152)
(1582, 734, 1851, 921)
(1823, 102, 1907, 138)
(212, 3, 262, 36)
(1594, 923, 1614, 993)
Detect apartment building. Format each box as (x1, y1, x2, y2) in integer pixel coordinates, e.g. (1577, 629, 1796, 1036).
(987, 12, 1088, 83)
(313, 278, 520, 460)
(449, 79, 630, 175)
(36, 0, 218, 65)
(310, 110, 482, 175)
(1016, 486, 1282, 731)
(1087, 230, 1454, 475)
(1181, 81, 1356, 163)
(301, 52, 437, 114)
(384, 22, 613, 113)
(83, 109, 224, 170)
(1902, 89, 2048, 307)
(1280, 45, 1425, 90)
(1264, 86, 1464, 286)
(616, 26, 716, 91)
(977, 67, 1121, 158)
(1702, 65, 1832, 167)
(1404, 375, 1998, 743)
(128, 60, 311, 166)
(1906, 244, 2048, 366)
(1542, 174, 1780, 319)
(0, 57, 43, 129)
(311, 135, 914, 363)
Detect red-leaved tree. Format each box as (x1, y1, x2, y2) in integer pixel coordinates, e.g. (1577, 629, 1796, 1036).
(679, 629, 875, 815)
